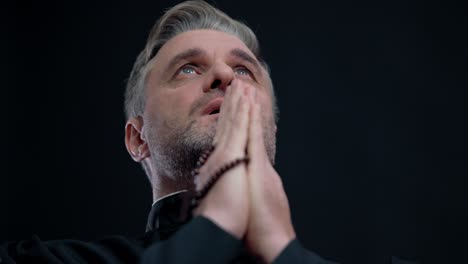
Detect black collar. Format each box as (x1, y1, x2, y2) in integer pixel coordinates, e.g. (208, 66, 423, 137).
(145, 191, 194, 239)
(143, 191, 263, 263)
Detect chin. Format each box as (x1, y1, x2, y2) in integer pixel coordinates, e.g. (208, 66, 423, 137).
(191, 120, 216, 144)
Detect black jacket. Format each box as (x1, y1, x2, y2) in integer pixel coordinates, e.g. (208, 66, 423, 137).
(1, 191, 335, 264)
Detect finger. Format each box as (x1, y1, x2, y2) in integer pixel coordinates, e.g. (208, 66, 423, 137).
(248, 103, 265, 161)
(245, 85, 255, 106)
(225, 88, 250, 156)
(216, 79, 242, 148)
(227, 79, 243, 122)
(213, 80, 235, 145)
(221, 81, 249, 155)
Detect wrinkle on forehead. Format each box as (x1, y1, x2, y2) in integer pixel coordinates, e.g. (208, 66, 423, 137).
(153, 30, 256, 66)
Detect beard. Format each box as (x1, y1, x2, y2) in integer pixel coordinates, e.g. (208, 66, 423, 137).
(145, 96, 276, 191)
(146, 117, 217, 190)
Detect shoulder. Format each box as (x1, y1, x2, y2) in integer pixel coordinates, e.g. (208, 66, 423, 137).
(1, 235, 145, 264)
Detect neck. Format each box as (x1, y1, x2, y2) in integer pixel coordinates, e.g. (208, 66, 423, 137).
(151, 172, 195, 203)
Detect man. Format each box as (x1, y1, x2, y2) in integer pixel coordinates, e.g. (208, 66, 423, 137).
(1, 1, 336, 263)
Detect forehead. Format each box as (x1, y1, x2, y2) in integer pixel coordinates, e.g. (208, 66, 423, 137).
(153, 29, 255, 63)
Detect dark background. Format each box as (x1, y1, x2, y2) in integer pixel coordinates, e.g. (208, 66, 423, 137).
(2, 0, 467, 263)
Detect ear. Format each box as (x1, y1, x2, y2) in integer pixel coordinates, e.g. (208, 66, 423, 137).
(125, 116, 150, 162)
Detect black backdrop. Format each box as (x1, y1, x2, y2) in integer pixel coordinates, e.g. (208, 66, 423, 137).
(3, 0, 467, 263)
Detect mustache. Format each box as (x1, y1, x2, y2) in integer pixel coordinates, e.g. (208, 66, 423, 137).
(188, 89, 225, 117)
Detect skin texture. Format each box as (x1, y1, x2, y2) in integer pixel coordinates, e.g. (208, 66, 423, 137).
(125, 29, 295, 263)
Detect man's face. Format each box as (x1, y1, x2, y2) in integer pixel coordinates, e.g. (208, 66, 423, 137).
(142, 29, 276, 182)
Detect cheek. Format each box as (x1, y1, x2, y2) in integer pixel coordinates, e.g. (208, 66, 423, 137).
(143, 98, 165, 131)
(146, 89, 197, 122)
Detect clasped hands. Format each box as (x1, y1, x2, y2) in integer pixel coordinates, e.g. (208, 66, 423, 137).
(193, 79, 296, 263)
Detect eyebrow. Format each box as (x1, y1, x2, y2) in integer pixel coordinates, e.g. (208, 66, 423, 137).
(164, 47, 262, 76)
(166, 48, 207, 72)
(229, 48, 262, 74)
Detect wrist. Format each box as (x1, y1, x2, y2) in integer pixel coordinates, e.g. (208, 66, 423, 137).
(199, 207, 247, 239)
(257, 232, 296, 263)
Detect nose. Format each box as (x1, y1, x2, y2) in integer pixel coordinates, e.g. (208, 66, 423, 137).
(203, 62, 234, 93)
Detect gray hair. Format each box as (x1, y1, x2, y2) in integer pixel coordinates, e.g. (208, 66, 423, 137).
(124, 0, 278, 122)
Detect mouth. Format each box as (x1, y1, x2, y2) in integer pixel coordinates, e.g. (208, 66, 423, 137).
(202, 98, 223, 116)
(209, 109, 220, 115)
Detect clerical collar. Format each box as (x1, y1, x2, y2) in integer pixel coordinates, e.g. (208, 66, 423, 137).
(145, 190, 194, 236)
(151, 190, 188, 206)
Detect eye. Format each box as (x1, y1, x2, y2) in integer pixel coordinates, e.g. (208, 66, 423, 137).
(234, 67, 252, 77)
(178, 64, 198, 75)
